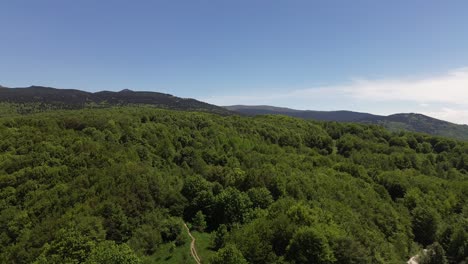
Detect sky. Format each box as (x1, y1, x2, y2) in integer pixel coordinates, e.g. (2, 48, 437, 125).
(1, 0, 468, 124)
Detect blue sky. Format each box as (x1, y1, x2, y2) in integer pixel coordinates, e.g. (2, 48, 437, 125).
(1, 0, 468, 123)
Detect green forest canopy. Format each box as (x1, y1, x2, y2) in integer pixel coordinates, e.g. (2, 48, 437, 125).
(0, 106, 467, 263)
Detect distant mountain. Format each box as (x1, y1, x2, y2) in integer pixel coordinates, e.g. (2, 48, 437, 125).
(225, 105, 468, 141)
(2, 86, 467, 141)
(364, 113, 468, 141)
(225, 105, 380, 122)
(0, 86, 232, 115)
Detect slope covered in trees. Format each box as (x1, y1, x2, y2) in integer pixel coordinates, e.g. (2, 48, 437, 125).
(226, 105, 468, 141)
(0, 86, 231, 115)
(0, 106, 467, 263)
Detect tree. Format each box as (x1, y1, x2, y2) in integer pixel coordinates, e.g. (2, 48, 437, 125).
(419, 242, 448, 264)
(85, 241, 141, 264)
(285, 227, 335, 264)
(434, 140, 451, 153)
(100, 202, 131, 243)
(445, 226, 468, 263)
(210, 244, 248, 264)
(332, 238, 371, 264)
(213, 187, 252, 226)
(247, 187, 274, 209)
(304, 126, 334, 154)
(412, 207, 440, 246)
(33, 227, 95, 264)
(192, 211, 207, 232)
(160, 217, 183, 243)
(127, 224, 162, 255)
(181, 175, 212, 201)
(389, 137, 409, 148)
(336, 134, 364, 157)
(212, 224, 228, 250)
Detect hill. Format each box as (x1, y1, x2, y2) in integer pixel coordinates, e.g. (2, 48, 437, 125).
(225, 105, 468, 141)
(224, 105, 379, 122)
(0, 85, 232, 115)
(0, 106, 466, 263)
(364, 113, 468, 141)
(3, 86, 466, 142)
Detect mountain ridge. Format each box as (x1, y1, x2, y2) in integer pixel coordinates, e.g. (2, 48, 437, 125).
(1, 86, 467, 141)
(225, 105, 382, 122)
(225, 105, 468, 141)
(0, 85, 232, 115)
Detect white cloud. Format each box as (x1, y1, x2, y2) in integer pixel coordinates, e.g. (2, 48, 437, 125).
(199, 87, 334, 107)
(341, 67, 468, 105)
(198, 67, 468, 124)
(423, 108, 468, 126)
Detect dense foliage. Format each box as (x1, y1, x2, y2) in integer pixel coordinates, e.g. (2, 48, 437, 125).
(0, 106, 467, 263)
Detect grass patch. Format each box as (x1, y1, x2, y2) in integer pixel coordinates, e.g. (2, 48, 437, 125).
(144, 235, 195, 264)
(142, 230, 215, 264)
(192, 231, 216, 263)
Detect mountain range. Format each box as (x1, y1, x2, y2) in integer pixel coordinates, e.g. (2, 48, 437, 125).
(0, 85, 231, 115)
(0, 85, 467, 141)
(225, 105, 468, 141)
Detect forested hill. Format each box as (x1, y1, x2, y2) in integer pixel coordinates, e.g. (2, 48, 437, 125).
(0, 106, 467, 263)
(0, 85, 231, 115)
(224, 105, 380, 122)
(3, 86, 467, 141)
(363, 113, 468, 141)
(225, 105, 468, 141)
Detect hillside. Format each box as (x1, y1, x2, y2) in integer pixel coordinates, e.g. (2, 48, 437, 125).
(224, 105, 380, 122)
(3, 86, 467, 142)
(0, 85, 232, 115)
(364, 113, 468, 141)
(225, 105, 468, 141)
(0, 106, 466, 263)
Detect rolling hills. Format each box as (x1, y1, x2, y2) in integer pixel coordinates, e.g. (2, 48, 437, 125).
(225, 105, 468, 141)
(0, 85, 232, 115)
(1, 86, 467, 141)
(0, 86, 467, 263)
(0, 106, 466, 263)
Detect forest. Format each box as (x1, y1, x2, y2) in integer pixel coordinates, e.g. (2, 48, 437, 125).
(0, 105, 467, 263)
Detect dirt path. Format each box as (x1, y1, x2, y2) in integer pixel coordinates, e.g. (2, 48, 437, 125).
(184, 223, 201, 264)
(408, 249, 427, 264)
(407, 255, 419, 264)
